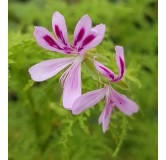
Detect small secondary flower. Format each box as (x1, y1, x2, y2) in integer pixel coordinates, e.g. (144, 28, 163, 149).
(72, 46, 138, 132)
(29, 11, 105, 109)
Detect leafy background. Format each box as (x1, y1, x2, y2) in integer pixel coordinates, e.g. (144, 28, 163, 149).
(8, 0, 158, 159)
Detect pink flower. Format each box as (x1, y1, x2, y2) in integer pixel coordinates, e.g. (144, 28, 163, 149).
(72, 46, 138, 133)
(28, 11, 105, 110)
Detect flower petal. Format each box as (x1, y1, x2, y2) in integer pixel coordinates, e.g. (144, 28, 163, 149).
(72, 87, 107, 115)
(73, 15, 92, 47)
(52, 11, 69, 46)
(33, 26, 64, 53)
(78, 24, 105, 53)
(98, 100, 113, 133)
(28, 57, 75, 82)
(34, 26, 65, 53)
(62, 61, 82, 110)
(111, 88, 139, 115)
(94, 46, 126, 82)
(115, 45, 125, 81)
(94, 57, 115, 80)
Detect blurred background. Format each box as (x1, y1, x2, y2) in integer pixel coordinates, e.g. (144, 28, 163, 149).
(8, 0, 158, 159)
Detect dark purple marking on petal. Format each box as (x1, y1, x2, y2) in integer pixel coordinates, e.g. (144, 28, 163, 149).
(77, 47, 84, 52)
(63, 46, 74, 54)
(43, 35, 61, 49)
(81, 34, 96, 47)
(55, 25, 62, 39)
(99, 66, 115, 79)
(119, 57, 125, 76)
(55, 25, 67, 45)
(113, 57, 125, 82)
(74, 28, 85, 46)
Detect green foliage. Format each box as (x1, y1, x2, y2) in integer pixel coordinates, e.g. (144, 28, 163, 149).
(9, 0, 157, 159)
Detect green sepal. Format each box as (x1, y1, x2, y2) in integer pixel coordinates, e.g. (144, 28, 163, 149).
(111, 79, 129, 90)
(83, 58, 100, 81)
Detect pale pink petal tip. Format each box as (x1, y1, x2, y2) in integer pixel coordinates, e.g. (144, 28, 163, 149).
(72, 87, 107, 115)
(115, 45, 124, 61)
(98, 94, 113, 133)
(62, 62, 82, 110)
(111, 89, 139, 115)
(28, 58, 75, 82)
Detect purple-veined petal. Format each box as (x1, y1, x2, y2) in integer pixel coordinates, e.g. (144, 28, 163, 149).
(28, 57, 75, 82)
(78, 24, 105, 53)
(73, 15, 92, 47)
(94, 46, 126, 82)
(94, 57, 115, 80)
(62, 61, 82, 110)
(115, 45, 125, 81)
(33, 26, 65, 53)
(52, 11, 69, 46)
(98, 97, 114, 133)
(111, 88, 139, 115)
(72, 87, 107, 115)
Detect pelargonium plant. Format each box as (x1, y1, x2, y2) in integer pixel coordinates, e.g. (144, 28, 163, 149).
(29, 11, 105, 110)
(29, 11, 138, 132)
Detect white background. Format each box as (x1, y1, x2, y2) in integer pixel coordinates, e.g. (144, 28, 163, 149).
(0, 0, 8, 159)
